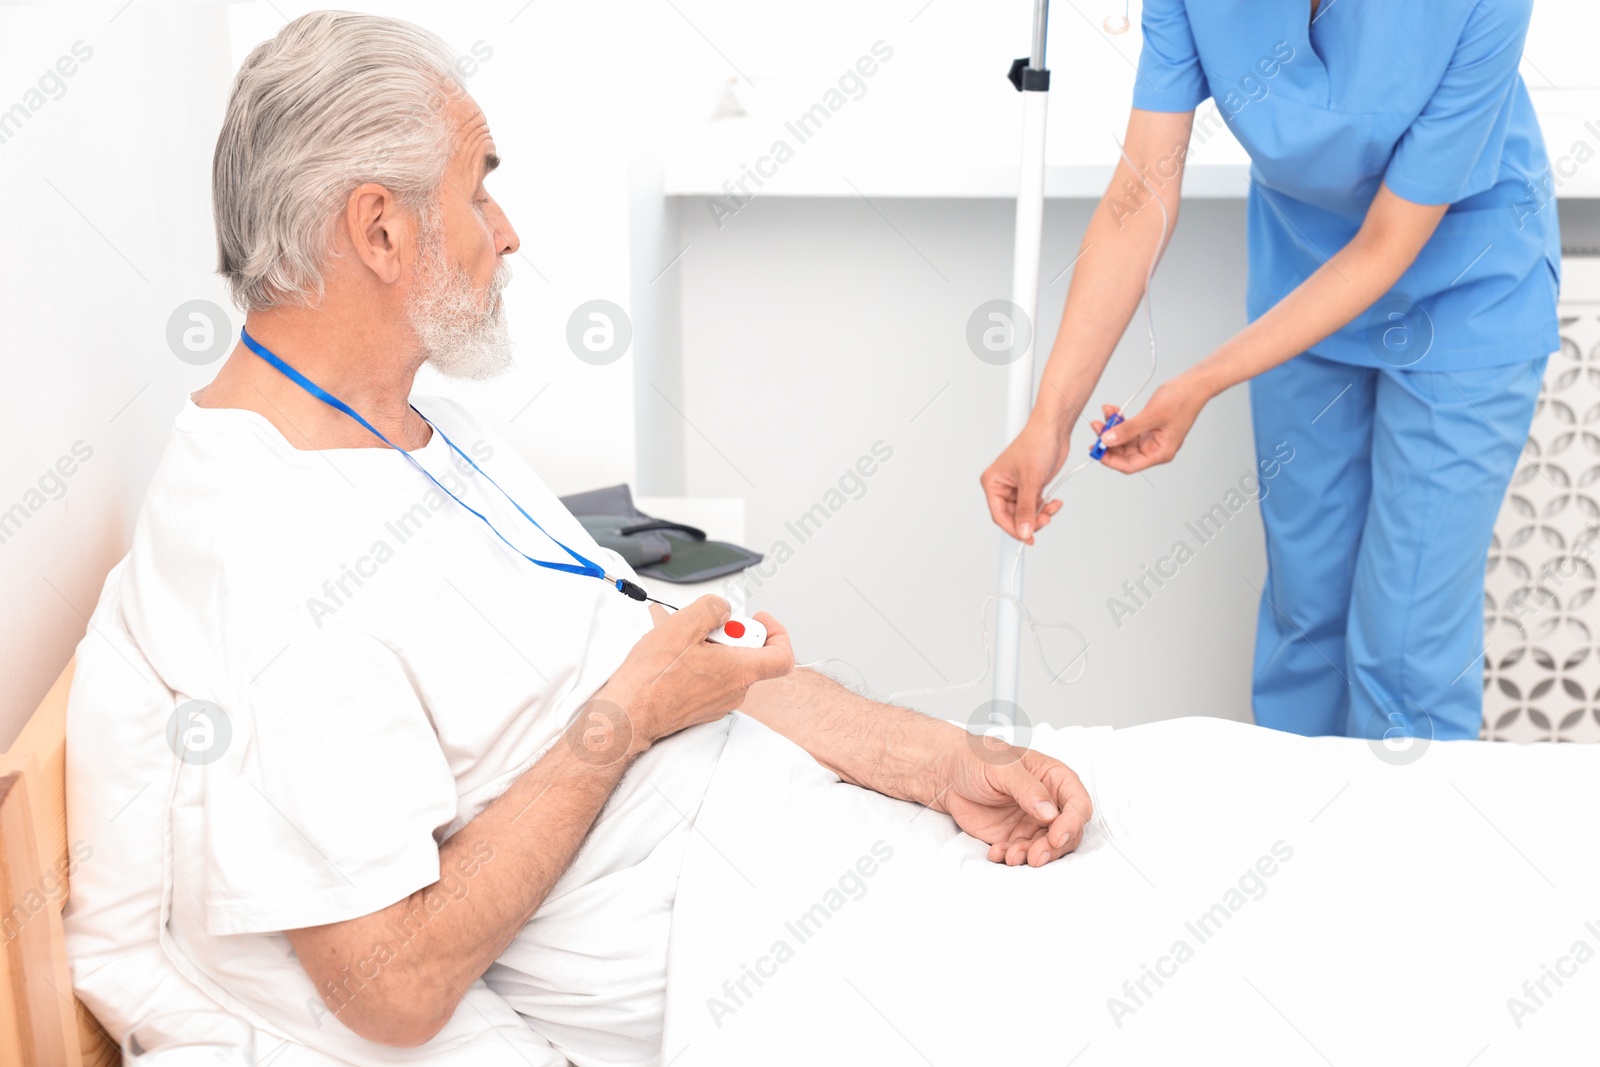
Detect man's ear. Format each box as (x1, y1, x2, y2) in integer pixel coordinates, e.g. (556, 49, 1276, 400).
(344, 182, 409, 286)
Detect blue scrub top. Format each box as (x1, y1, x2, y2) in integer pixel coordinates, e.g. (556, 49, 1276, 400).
(1132, 0, 1560, 371)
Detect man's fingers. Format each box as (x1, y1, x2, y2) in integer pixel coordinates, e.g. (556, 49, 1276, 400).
(1047, 769, 1094, 850)
(748, 611, 796, 679)
(1005, 833, 1038, 867)
(967, 759, 1095, 867)
(682, 593, 732, 635)
(995, 828, 1067, 868)
(1026, 834, 1058, 867)
(648, 603, 671, 627)
(1002, 764, 1061, 824)
(710, 610, 794, 682)
(1046, 809, 1088, 855)
(746, 645, 795, 682)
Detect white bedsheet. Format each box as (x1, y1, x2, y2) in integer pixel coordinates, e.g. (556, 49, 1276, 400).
(662, 714, 1600, 1066)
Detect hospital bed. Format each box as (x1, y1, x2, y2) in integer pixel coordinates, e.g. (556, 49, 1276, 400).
(662, 713, 1600, 1065)
(0, 658, 119, 1066)
(11, 650, 1600, 1066)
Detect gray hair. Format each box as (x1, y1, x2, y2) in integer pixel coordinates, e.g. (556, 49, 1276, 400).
(213, 11, 466, 312)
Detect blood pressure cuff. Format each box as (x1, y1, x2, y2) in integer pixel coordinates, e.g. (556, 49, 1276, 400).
(560, 484, 763, 584)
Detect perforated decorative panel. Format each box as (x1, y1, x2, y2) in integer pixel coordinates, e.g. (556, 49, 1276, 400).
(1483, 256, 1600, 743)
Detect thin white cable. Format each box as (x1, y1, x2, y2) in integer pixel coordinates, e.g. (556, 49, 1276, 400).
(878, 135, 1172, 706)
(885, 550, 1089, 703)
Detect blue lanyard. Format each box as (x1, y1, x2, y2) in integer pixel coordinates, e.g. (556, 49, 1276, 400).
(240, 327, 648, 601)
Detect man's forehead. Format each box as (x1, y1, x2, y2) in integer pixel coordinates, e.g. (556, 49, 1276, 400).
(449, 94, 497, 171)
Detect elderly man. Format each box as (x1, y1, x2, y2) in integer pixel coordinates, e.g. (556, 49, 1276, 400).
(65, 11, 1090, 1066)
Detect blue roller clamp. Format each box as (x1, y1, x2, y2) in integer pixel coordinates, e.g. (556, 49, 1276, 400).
(1089, 411, 1125, 461)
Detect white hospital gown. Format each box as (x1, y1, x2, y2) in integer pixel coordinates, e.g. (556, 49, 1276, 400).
(68, 394, 721, 1066)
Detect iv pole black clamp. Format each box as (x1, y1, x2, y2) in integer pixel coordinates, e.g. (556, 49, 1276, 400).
(1007, 57, 1051, 92)
(1008, 0, 1052, 92)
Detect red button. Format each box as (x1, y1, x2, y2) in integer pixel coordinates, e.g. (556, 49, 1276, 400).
(724, 620, 746, 639)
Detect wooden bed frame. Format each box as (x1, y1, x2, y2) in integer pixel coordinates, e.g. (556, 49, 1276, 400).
(0, 659, 119, 1067)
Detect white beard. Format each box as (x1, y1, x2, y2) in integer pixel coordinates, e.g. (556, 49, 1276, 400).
(407, 220, 514, 380)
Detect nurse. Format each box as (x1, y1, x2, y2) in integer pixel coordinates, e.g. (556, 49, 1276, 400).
(981, 0, 1559, 741)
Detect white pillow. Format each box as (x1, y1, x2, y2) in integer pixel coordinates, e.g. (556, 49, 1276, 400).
(63, 556, 229, 1038)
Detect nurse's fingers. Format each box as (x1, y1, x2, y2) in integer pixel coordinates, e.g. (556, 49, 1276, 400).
(1097, 408, 1170, 473)
(980, 469, 1025, 540)
(1097, 410, 1139, 449)
(1090, 404, 1122, 436)
(1016, 478, 1044, 543)
(1030, 498, 1064, 536)
(1100, 447, 1160, 475)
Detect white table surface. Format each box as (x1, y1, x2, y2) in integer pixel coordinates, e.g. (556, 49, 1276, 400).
(630, 495, 749, 611)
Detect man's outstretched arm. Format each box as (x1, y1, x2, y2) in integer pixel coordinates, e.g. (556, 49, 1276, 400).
(736, 630, 1093, 868)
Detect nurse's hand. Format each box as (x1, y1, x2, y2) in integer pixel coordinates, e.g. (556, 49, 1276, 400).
(1092, 375, 1209, 473)
(980, 420, 1068, 545)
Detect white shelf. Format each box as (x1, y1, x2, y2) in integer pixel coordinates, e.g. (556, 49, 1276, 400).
(663, 89, 1600, 201)
(665, 160, 1251, 199)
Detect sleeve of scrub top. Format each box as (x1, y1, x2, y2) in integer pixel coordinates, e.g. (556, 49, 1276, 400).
(1131, 0, 1210, 112)
(199, 621, 459, 936)
(1383, 0, 1533, 205)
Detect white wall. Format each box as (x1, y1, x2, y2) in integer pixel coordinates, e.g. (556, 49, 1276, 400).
(0, 4, 237, 750)
(667, 195, 1262, 729)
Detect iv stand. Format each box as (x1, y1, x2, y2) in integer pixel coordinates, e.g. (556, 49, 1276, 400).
(993, 0, 1052, 710)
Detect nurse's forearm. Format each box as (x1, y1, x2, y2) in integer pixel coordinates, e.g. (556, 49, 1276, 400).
(1032, 109, 1192, 435)
(1184, 185, 1448, 399)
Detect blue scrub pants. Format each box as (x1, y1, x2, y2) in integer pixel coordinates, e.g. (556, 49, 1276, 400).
(1248, 351, 1548, 741)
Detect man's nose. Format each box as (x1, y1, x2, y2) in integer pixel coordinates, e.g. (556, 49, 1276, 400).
(494, 202, 519, 257)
